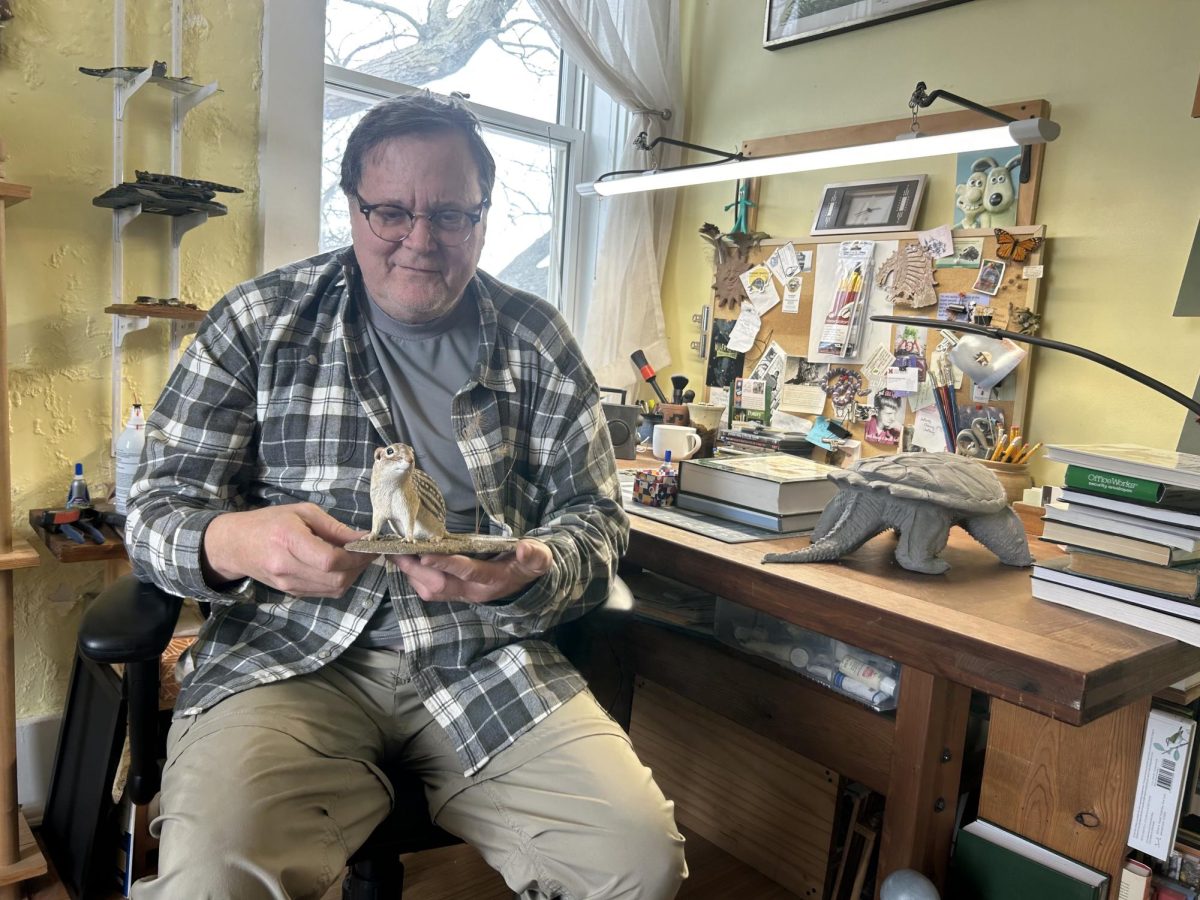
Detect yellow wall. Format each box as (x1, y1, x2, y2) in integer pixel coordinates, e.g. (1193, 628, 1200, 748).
(667, 0, 1200, 480)
(1, 0, 1197, 719)
(2, 1, 262, 717)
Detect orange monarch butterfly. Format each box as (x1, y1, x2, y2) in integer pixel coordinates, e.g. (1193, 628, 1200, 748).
(993, 228, 1043, 263)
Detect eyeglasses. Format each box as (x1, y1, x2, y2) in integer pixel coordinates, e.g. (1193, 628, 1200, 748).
(355, 193, 489, 246)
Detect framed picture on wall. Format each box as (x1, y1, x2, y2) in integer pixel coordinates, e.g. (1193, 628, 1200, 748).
(763, 0, 975, 50)
(812, 176, 927, 236)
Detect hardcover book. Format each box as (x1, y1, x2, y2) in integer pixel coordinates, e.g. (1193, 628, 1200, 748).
(1129, 707, 1196, 860)
(1044, 504, 1200, 552)
(1063, 467, 1200, 509)
(1047, 444, 1200, 492)
(1060, 488, 1200, 527)
(677, 453, 840, 515)
(1033, 558, 1200, 622)
(675, 492, 821, 533)
(1031, 561, 1200, 648)
(1041, 520, 1200, 567)
(951, 818, 1109, 899)
(1067, 550, 1200, 600)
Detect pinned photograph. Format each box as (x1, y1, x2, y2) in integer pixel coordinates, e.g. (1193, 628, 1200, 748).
(972, 258, 1006, 296)
(892, 325, 927, 382)
(783, 355, 828, 386)
(863, 390, 903, 446)
(935, 238, 985, 269)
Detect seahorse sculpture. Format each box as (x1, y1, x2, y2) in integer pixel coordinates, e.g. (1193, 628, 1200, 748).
(876, 244, 938, 309)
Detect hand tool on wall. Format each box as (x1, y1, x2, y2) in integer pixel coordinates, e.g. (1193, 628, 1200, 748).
(38, 508, 106, 544)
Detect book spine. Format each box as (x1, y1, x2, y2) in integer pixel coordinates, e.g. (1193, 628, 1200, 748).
(1065, 466, 1165, 503)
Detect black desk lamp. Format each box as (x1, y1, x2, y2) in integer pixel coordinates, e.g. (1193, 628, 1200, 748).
(871, 314, 1200, 422)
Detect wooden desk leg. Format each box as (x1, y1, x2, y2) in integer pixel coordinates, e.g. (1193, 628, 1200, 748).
(980, 697, 1149, 900)
(877, 667, 970, 898)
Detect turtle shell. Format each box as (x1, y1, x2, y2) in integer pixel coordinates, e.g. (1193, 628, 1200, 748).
(832, 452, 1009, 513)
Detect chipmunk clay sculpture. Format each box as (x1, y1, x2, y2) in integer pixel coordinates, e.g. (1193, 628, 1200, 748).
(366, 443, 448, 543)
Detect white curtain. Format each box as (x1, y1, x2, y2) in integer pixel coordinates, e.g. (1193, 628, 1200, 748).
(530, 0, 683, 399)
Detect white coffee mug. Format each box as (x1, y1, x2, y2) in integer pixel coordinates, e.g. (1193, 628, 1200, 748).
(652, 424, 701, 461)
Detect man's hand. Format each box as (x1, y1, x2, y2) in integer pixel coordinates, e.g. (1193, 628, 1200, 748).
(391, 538, 552, 604)
(202, 503, 372, 597)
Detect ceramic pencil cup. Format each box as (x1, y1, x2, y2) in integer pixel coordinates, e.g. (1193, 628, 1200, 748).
(976, 458, 1034, 504)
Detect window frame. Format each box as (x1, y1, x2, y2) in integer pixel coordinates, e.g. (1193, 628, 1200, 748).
(258, 0, 610, 334)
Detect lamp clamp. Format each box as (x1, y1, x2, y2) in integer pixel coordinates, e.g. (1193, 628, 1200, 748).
(907, 81, 1034, 183)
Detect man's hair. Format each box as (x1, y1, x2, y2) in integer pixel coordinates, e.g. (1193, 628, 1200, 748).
(339, 91, 496, 202)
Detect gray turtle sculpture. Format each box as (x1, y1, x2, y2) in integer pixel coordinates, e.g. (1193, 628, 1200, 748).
(763, 452, 1033, 574)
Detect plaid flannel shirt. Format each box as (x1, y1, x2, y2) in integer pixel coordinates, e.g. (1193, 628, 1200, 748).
(125, 248, 629, 775)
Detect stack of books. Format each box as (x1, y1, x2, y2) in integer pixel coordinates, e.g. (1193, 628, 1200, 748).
(676, 453, 839, 533)
(1031, 444, 1200, 647)
(715, 426, 814, 456)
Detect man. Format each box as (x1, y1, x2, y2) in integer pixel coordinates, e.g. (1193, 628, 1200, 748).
(126, 92, 686, 900)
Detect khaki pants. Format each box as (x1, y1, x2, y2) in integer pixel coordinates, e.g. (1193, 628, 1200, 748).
(132, 645, 686, 900)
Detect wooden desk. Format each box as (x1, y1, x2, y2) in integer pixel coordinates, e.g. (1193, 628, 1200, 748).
(624, 514, 1200, 897)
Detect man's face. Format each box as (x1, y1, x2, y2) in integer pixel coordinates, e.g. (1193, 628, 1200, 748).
(349, 131, 488, 324)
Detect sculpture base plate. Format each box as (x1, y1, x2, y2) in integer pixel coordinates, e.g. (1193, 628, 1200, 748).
(346, 534, 520, 556)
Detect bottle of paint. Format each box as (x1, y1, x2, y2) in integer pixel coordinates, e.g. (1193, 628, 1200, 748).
(66, 463, 91, 509)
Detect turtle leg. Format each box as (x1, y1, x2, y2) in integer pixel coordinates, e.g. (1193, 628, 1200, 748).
(763, 493, 885, 564)
(961, 509, 1034, 566)
(894, 506, 953, 575)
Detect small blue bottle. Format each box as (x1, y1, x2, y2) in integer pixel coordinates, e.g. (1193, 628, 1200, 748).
(66, 463, 91, 509)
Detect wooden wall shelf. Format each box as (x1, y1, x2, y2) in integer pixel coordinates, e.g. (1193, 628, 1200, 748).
(27, 510, 127, 564)
(0, 183, 32, 207)
(105, 304, 206, 322)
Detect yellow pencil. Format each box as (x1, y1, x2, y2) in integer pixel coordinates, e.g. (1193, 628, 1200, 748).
(990, 434, 1009, 461)
(1003, 439, 1024, 463)
(1016, 441, 1043, 464)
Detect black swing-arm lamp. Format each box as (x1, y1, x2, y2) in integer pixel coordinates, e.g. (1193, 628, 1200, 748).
(575, 132, 744, 197)
(872, 314, 1200, 422)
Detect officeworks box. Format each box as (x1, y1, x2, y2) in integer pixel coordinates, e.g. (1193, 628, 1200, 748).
(714, 598, 901, 713)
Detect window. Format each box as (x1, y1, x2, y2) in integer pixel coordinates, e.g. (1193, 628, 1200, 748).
(320, 0, 599, 318)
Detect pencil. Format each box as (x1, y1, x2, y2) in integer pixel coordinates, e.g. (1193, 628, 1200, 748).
(990, 434, 1009, 461)
(1003, 439, 1024, 463)
(1015, 441, 1043, 464)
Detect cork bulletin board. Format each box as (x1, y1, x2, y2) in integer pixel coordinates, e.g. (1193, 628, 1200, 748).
(706, 226, 1047, 461)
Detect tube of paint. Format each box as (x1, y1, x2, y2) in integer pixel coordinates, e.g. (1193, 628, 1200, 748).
(838, 655, 898, 697)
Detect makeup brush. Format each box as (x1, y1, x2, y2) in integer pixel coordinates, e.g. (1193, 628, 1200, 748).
(670, 375, 689, 404)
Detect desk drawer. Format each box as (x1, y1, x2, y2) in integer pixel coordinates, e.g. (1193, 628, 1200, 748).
(715, 597, 902, 712)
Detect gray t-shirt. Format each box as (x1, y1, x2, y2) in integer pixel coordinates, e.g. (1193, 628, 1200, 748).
(363, 290, 480, 532)
(358, 289, 482, 647)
